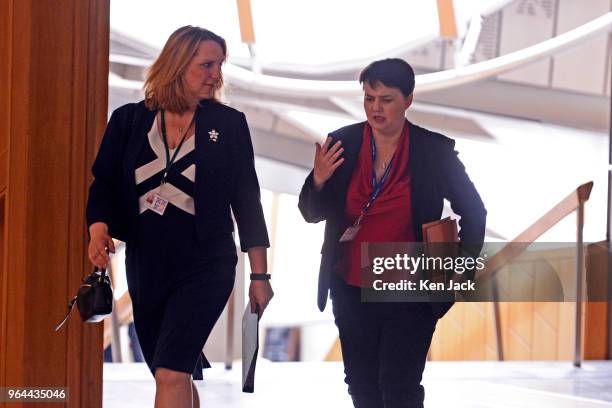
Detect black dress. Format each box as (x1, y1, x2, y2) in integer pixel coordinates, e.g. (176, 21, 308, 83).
(125, 120, 236, 378)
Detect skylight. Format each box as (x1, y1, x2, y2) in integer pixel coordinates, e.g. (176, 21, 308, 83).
(110, 0, 440, 65)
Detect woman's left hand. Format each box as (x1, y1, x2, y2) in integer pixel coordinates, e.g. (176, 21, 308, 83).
(249, 280, 274, 316)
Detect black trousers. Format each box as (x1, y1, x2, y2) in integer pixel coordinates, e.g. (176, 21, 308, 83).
(330, 274, 438, 408)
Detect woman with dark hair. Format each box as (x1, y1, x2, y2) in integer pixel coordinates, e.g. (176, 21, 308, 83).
(299, 58, 486, 407)
(87, 26, 273, 408)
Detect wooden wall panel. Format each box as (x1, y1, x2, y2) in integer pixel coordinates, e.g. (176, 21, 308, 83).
(0, 196, 5, 388)
(68, 2, 110, 407)
(483, 302, 499, 360)
(532, 302, 559, 360)
(584, 242, 610, 359)
(463, 303, 486, 360)
(430, 244, 609, 361)
(3, 0, 31, 394)
(329, 245, 608, 362)
(556, 302, 575, 360)
(0, 1, 109, 407)
(437, 303, 463, 360)
(584, 302, 608, 359)
(0, 0, 12, 392)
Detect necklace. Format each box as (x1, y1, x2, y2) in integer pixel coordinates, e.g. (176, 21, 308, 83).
(178, 119, 191, 136)
(159, 111, 195, 148)
(379, 155, 394, 171)
(177, 117, 194, 139)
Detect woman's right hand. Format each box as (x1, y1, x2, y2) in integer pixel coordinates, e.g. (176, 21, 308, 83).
(88, 222, 115, 269)
(313, 137, 344, 191)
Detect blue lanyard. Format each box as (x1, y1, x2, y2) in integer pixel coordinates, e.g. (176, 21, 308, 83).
(352, 136, 394, 226)
(370, 135, 394, 193)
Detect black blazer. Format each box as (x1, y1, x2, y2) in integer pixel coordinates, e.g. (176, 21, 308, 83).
(298, 121, 487, 317)
(86, 100, 269, 253)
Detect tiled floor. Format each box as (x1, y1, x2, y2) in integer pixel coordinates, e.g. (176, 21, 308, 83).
(104, 361, 612, 407)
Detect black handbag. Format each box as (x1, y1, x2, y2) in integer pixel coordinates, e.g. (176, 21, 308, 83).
(55, 267, 113, 331)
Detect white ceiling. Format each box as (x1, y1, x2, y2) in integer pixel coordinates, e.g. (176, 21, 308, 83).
(109, 0, 512, 66)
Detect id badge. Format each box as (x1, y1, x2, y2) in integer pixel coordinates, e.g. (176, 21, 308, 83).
(144, 192, 169, 215)
(339, 224, 361, 242)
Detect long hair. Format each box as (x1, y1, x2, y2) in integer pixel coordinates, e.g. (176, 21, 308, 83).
(143, 26, 227, 113)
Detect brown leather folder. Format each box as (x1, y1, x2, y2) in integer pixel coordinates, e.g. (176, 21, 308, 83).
(422, 217, 458, 286)
(422, 216, 458, 243)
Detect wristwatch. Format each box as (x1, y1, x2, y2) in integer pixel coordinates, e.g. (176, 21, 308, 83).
(249, 273, 271, 280)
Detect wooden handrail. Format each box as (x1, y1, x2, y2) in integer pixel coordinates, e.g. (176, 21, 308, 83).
(481, 181, 593, 278)
(477, 181, 593, 363)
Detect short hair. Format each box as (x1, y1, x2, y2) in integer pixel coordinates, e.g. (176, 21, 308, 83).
(358, 58, 415, 97)
(144, 26, 227, 113)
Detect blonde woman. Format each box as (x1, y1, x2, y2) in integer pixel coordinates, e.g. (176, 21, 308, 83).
(86, 26, 273, 408)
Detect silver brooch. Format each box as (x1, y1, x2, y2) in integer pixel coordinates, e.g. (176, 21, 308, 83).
(208, 129, 219, 142)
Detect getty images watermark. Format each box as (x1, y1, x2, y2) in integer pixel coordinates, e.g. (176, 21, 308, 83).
(358, 242, 611, 302)
(371, 252, 486, 291)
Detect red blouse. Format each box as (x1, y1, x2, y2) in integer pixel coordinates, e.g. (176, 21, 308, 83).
(336, 121, 416, 287)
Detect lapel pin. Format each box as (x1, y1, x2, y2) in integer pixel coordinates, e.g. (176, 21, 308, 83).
(208, 129, 219, 142)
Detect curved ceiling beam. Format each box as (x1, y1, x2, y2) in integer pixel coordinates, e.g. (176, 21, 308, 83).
(223, 12, 612, 98)
(229, 0, 515, 77)
(228, 34, 438, 77)
(109, 12, 612, 98)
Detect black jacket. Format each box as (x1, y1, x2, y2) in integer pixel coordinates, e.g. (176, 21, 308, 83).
(298, 121, 486, 317)
(86, 100, 269, 252)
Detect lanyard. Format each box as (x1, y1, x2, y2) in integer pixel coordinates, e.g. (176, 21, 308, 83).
(352, 136, 395, 226)
(159, 109, 195, 185)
